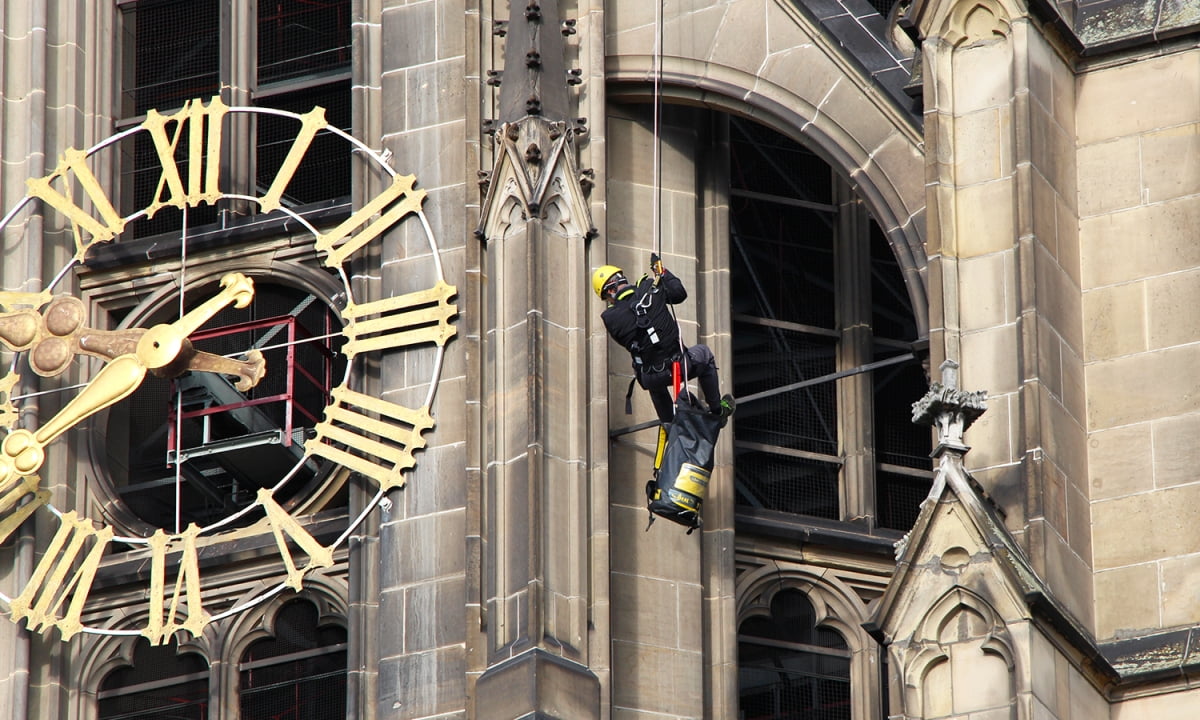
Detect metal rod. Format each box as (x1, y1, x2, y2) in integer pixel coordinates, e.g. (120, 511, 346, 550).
(607, 351, 917, 437)
(735, 352, 915, 406)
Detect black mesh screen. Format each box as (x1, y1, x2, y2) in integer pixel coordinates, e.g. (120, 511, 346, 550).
(121, 0, 220, 116)
(733, 326, 838, 456)
(869, 223, 931, 530)
(730, 118, 833, 205)
(731, 118, 839, 520)
(258, 0, 352, 86)
(735, 451, 840, 520)
(873, 359, 928, 468)
(875, 368, 933, 530)
(739, 590, 851, 720)
(877, 471, 929, 530)
(240, 601, 347, 720)
(869, 224, 916, 341)
(731, 214, 835, 329)
(119, 0, 351, 239)
(98, 639, 208, 720)
(864, 0, 902, 17)
(256, 82, 353, 205)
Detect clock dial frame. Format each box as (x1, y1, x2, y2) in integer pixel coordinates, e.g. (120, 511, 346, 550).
(0, 97, 456, 644)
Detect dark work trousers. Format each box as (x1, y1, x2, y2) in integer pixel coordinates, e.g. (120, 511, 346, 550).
(645, 344, 721, 424)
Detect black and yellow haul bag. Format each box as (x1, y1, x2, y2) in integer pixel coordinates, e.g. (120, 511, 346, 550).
(646, 395, 723, 533)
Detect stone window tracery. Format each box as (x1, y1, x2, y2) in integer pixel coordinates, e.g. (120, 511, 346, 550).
(92, 596, 347, 720)
(738, 588, 852, 719)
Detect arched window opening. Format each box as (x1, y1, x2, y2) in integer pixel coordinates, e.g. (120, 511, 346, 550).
(97, 638, 209, 720)
(239, 599, 348, 720)
(104, 279, 349, 533)
(729, 117, 930, 531)
(738, 589, 851, 719)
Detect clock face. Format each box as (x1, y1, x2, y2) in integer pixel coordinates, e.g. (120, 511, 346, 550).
(0, 97, 457, 644)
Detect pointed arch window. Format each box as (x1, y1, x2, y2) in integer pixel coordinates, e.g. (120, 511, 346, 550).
(738, 589, 851, 720)
(97, 638, 209, 720)
(238, 599, 348, 720)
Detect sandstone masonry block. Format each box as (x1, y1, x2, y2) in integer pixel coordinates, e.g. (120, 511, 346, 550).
(1076, 136, 1142, 218)
(1076, 50, 1200, 145)
(1094, 563, 1159, 638)
(1082, 282, 1146, 361)
(1092, 482, 1200, 570)
(1086, 343, 1200, 429)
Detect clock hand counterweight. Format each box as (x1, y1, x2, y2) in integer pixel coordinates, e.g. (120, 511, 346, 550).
(0, 273, 265, 391)
(0, 273, 261, 485)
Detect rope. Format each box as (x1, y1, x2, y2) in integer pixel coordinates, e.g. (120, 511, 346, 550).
(652, 0, 663, 257)
(649, 0, 692, 407)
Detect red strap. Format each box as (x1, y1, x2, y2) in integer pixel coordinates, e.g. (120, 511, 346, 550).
(672, 360, 681, 398)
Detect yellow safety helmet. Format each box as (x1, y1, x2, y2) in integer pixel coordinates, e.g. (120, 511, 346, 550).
(592, 265, 624, 299)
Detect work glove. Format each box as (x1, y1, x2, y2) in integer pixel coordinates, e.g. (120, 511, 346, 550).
(650, 252, 664, 279)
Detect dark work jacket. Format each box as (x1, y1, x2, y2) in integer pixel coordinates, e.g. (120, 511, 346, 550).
(601, 271, 686, 368)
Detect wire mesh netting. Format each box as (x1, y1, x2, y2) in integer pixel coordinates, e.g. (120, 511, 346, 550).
(733, 325, 838, 453)
(258, 0, 352, 86)
(735, 451, 841, 519)
(738, 590, 852, 720)
(98, 640, 209, 720)
(730, 118, 834, 206)
(874, 356, 933, 530)
(120, 0, 220, 117)
(239, 601, 348, 720)
(877, 471, 931, 530)
(729, 116, 930, 528)
(117, 131, 222, 240)
(256, 83, 353, 206)
(118, 0, 351, 239)
(732, 320, 841, 518)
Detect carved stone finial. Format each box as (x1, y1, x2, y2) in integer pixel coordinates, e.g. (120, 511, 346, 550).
(911, 359, 987, 456)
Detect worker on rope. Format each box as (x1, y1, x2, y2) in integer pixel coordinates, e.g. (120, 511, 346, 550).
(593, 254, 734, 425)
(594, 253, 734, 532)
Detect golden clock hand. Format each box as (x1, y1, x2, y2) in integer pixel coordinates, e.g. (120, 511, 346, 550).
(77, 331, 265, 391)
(0, 354, 147, 481)
(0, 275, 261, 486)
(137, 273, 255, 371)
(0, 292, 265, 390)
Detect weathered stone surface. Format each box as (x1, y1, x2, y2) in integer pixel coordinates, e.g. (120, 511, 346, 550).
(1092, 483, 1200, 570)
(1083, 281, 1146, 362)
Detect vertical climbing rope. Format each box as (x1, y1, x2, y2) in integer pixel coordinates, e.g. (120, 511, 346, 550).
(651, 0, 664, 257)
(650, 0, 692, 403)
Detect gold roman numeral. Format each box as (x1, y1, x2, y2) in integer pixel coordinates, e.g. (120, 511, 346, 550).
(258, 489, 334, 590)
(141, 96, 228, 215)
(0, 473, 47, 543)
(315, 172, 426, 267)
(10, 511, 113, 640)
(307, 387, 433, 491)
(143, 526, 209, 645)
(258, 106, 328, 213)
(341, 281, 457, 357)
(26, 148, 125, 255)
